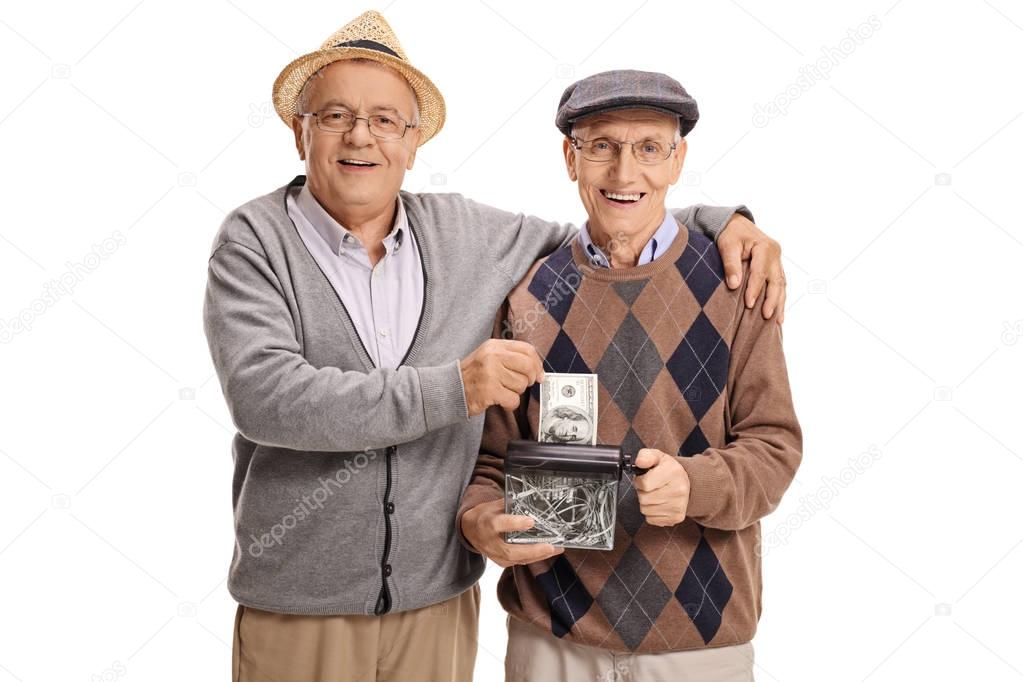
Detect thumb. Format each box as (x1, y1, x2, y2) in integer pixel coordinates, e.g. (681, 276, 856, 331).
(634, 448, 662, 469)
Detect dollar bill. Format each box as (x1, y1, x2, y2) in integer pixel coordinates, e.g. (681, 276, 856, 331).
(538, 373, 598, 445)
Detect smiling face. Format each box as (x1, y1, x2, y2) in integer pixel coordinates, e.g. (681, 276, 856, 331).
(563, 109, 686, 248)
(291, 59, 421, 224)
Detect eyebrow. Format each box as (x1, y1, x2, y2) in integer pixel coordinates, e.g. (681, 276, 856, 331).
(586, 130, 671, 141)
(583, 119, 675, 136)
(317, 100, 406, 117)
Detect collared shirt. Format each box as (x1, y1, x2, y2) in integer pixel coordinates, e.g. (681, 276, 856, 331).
(286, 183, 424, 369)
(577, 210, 679, 268)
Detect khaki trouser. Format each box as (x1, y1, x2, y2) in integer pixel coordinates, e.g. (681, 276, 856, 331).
(232, 584, 480, 682)
(504, 615, 754, 682)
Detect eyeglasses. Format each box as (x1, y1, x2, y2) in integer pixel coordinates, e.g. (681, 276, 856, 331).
(570, 136, 677, 164)
(298, 108, 416, 140)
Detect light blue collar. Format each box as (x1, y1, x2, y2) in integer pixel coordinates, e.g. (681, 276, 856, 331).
(577, 210, 678, 268)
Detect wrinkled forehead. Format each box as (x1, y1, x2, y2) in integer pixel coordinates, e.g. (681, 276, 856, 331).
(304, 59, 417, 114)
(573, 108, 679, 137)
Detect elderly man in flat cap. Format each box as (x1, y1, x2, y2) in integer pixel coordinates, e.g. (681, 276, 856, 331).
(203, 10, 788, 682)
(458, 70, 802, 681)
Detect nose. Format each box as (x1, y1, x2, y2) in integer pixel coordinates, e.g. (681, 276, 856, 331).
(609, 144, 640, 181)
(344, 117, 375, 147)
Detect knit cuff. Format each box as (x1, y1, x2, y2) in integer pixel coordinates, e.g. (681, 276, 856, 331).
(678, 454, 726, 520)
(417, 360, 469, 432)
(704, 204, 755, 242)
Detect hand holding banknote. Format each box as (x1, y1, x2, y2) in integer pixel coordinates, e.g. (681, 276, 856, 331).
(459, 339, 545, 416)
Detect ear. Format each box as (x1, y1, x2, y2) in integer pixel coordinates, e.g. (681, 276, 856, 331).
(405, 128, 421, 170)
(291, 116, 306, 161)
(563, 137, 578, 182)
(668, 138, 687, 185)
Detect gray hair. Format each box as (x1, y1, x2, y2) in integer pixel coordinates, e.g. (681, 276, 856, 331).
(297, 59, 421, 126)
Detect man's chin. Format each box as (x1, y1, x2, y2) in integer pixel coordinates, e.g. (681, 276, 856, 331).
(589, 215, 645, 240)
(325, 183, 389, 206)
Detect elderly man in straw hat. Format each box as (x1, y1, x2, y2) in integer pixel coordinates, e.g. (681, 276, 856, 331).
(203, 10, 788, 682)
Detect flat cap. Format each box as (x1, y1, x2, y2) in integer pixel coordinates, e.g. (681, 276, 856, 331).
(555, 69, 699, 137)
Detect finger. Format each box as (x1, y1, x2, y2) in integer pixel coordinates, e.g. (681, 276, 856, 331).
(524, 346, 545, 384)
(742, 238, 757, 260)
(500, 348, 543, 385)
(495, 387, 525, 410)
(633, 448, 661, 470)
(500, 350, 535, 379)
(633, 459, 674, 493)
(762, 260, 786, 320)
(640, 497, 687, 515)
(634, 467, 673, 493)
(763, 271, 784, 320)
(498, 366, 530, 394)
(500, 339, 542, 357)
(503, 341, 545, 381)
(639, 501, 683, 517)
(777, 289, 787, 325)
(644, 514, 682, 528)
(639, 487, 688, 508)
(490, 513, 536, 533)
(503, 542, 564, 565)
(718, 231, 744, 290)
(745, 242, 769, 308)
(465, 499, 502, 524)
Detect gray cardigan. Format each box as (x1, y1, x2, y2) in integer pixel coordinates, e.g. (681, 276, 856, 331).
(202, 175, 747, 615)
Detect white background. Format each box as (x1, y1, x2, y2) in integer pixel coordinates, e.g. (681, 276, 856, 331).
(1, 1, 1021, 680)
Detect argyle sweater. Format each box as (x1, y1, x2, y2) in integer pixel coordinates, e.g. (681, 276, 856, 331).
(457, 220, 802, 654)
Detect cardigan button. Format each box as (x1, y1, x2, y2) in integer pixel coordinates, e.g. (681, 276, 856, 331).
(385, 502, 395, 514)
(383, 564, 392, 577)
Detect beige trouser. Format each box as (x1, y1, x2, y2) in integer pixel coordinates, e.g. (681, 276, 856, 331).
(504, 615, 754, 682)
(232, 584, 480, 682)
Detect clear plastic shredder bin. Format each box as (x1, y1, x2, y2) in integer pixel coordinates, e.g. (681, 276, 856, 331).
(503, 440, 647, 551)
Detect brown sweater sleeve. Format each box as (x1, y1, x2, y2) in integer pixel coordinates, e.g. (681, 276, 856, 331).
(455, 300, 531, 552)
(678, 266, 803, 531)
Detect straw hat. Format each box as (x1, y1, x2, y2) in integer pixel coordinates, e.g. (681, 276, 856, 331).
(272, 10, 445, 145)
